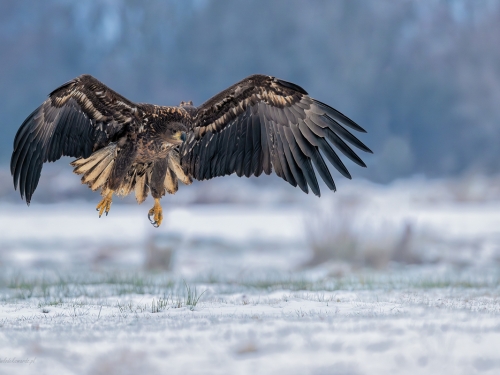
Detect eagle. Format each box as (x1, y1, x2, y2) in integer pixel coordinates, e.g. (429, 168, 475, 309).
(11, 74, 372, 227)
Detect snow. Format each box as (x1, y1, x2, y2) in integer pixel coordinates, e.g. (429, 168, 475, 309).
(1, 271, 500, 375)
(0, 177, 500, 374)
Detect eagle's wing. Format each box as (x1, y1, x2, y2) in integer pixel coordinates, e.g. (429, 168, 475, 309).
(180, 74, 372, 196)
(11, 74, 140, 204)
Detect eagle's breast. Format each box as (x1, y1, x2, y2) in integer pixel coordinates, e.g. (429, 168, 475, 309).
(134, 133, 174, 163)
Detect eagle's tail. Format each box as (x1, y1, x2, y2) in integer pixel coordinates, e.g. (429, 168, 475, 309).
(117, 162, 152, 204)
(71, 144, 117, 191)
(118, 150, 193, 203)
(71, 147, 192, 203)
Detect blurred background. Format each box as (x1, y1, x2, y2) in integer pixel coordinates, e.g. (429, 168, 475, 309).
(0, 0, 500, 274)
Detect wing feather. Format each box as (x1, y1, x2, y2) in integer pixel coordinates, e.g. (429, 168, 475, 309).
(204, 133, 218, 180)
(299, 120, 336, 195)
(216, 126, 231, 176)
(258, 108, 272, 175)
(274, 120, 296, 186)
(243, 113, 254, 178)
(11, 74, 140, 203)
(208, 131, 222, 178)
(196, 131, 211, 179)
(251, 112, 263, 176)
(280, 126, 307, 193)
(300, 119, 351, 179)
(312, 99, 367, 133)
(305, 113, 363, 157)
(283, 127, 309, 194)
(232, 120, 246, 177)
(289, 125, 325, 193)
(267, 118, 284, 179)
(180, 74, 371, 196)
(224, 120, 239, 175)
(326, 116, 373, 154)
(189, 133, 201, 177)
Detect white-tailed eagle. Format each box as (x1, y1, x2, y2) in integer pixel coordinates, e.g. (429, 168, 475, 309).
(11, 74, 372, 227)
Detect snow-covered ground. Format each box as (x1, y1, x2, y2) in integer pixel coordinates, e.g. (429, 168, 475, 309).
(1, 269, 500, 375)
(1, 176, 500, 374)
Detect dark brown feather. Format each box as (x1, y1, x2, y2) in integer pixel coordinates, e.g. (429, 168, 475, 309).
(280, 126, 307, 193)
(243, 114, 254, 178)
(11, 74, 140, 203)
(12, 73, 371, 206)
(251, 112, 263, 176)
(180, 74, 371, 196)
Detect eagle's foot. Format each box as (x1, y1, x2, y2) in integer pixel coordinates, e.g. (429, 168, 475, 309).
(96, 191, 113, 217)
(148, 198, 163, 228)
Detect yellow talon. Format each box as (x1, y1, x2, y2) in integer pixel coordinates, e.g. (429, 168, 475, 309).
(96, 190, 114, 217)
(148, 198, 163, 228)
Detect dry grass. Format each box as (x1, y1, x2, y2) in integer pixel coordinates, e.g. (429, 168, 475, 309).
(144, 233, 182, 271)
(303, 195, 424, 270)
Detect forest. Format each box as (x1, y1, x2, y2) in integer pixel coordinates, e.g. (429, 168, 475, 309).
(1, 0, 499, 182)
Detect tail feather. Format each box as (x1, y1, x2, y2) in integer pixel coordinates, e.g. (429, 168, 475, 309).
(71, 144, 117, 191)
(118, 168, 137, 197)
(71, 144, 115, 173)
(82, 154, 113, 184)
(71, 145, 190, 201)
(91, 160, 114, 191)
(164, 167, 178, 194)
(134, 171, 149, 204)
(117, 162, 153, 203)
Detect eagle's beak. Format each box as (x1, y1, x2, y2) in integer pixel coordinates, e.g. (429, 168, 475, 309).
(170, 130, 187, 145)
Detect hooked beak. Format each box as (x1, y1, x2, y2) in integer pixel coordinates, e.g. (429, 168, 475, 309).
(169, 129, 187, 145)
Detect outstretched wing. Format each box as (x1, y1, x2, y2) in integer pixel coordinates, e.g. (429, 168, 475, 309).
(180, 74, 372, 196)
(11, 74, 140, 204)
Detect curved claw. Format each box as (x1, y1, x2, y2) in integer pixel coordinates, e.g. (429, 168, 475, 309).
(147, 210, 157, 226)
(148, 198, 163, 228)
(96, 191, 113, 218)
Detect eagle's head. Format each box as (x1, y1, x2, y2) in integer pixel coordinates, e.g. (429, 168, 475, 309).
(165, 122, 187, 145)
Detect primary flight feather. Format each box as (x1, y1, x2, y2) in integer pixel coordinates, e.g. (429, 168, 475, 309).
(11, 74, 372, 227)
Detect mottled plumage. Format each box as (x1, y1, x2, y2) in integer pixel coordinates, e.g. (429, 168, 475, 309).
(11, 74, 372, 227)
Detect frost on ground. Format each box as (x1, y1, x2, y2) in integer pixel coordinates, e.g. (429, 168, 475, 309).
(0, 176, 500, 374)
(1, 268, 500, 375)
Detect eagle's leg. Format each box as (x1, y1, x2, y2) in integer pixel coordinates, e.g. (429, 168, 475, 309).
(96, 142, 136, 218)
(148, 159, 168, 228)
(96, 190, 114, 217)
(148, 198, 163, 228)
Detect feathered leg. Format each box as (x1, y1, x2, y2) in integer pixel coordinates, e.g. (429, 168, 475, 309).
(97, 142, 137, 218)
